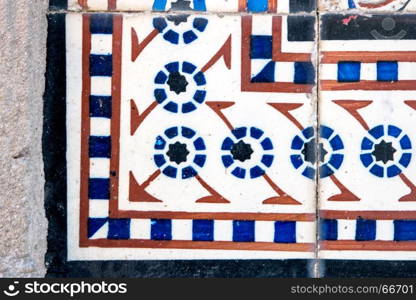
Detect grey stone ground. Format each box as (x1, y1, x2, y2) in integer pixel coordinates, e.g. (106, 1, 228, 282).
(0, 0, 48, 277)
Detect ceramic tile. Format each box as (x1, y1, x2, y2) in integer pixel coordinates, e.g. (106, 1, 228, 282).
(50, 0, 68, 10)
(319, 0, 416, 12)
(63, 12, 318, 261)
(318, 13, 416, 260)
(64, 0, 316, 13)
(46, 0, 416, 277)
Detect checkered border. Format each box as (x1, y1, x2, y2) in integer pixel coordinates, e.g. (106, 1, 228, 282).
(320, 211, 416, 251)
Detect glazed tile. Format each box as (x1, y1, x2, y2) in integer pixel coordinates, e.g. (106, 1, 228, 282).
(64, 0, 316, 13)
(318, 13, 416, 260)
(319, 0, 416, 12)
(64, 13, 318, 261)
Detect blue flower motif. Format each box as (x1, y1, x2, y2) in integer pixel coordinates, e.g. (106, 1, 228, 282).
(360, 124, 412, 178)
(153, 126, 206, 179)
(221, 127, 274, 179)
(154, 61, 207, 114)
(290, 126, 344, 179)
(153, 16, 208, 45)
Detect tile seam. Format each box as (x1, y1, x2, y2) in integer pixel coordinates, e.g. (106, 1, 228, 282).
(314, 7, 322, 278)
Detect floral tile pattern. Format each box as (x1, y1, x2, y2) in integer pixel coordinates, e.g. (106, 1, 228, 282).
(319, 14, 416, 260)
(46, 0, 416, 276)
(65, 12, 317, 260)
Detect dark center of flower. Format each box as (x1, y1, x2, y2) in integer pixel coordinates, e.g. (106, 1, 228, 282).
(167, 72, 188, 95)
(170, 0, 192, 10)
(372, 139, 396, 164)
(166, 14, 190, 25)
(231, 140, 254, 162)
(166, 142, 189, 165)
(166, 0, 191, 25)
(301, 138, 328, 164)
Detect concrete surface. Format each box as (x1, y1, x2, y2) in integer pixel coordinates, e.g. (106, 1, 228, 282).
(0, 0, 48, 277)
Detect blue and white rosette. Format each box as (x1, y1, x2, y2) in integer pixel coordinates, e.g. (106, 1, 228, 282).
(154, 61, 207, 114)
(153, 126, 207, 179)
(360, 124, 412, 178)
(153, 16, 208, 45)
(290, 126, 344, 179)
(221, 127, 274, 179)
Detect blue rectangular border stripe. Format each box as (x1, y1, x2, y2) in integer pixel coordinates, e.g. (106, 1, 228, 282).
(275, 221, 296, 243)
(193, 220, 214, 241)
(394, 220, 416, 241)
(90, 54, 113, 77)
(90, 14, 114, 34)
(90, 96, 112, 118)
(88, 178, 110, 199)
(89, 136, 111, 158)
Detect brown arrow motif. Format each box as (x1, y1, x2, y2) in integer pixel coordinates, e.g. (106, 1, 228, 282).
(131, 28, 159, 62)
(129, 170, 163, 202)
(201, 35, 232, 73)
(269, 101, 359, 202)
(207, 101, 300, 205)
(333, 100, 372, 131)
(130, 99, 158, 136)
(267, 103, 304, 131)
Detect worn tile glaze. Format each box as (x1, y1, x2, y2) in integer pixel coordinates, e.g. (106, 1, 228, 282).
(44, 0, 416, 278)
(319, 0, 416, 12)
(66, 0, 316, 13)
(319, 14, 416, 260)
(65, 12, 317, 260)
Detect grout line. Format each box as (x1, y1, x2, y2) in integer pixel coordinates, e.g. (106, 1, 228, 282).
(46, 9, 318, 15)
(314, 7, 322, 278)
(47, 7, 416, 15)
